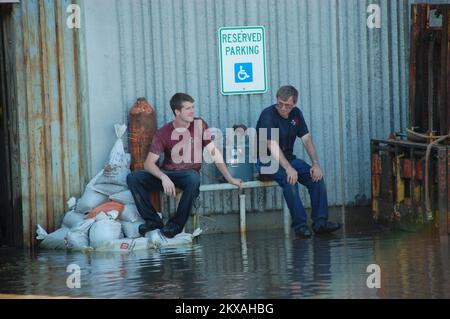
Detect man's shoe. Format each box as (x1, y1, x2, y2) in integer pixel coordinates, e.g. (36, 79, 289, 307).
(138, 220, 163, 237)
(313, 221, 341, 235)
(161, 223, 180, 238)
(295, 226, 312, 238)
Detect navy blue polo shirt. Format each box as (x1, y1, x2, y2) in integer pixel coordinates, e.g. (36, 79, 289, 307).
(256, 104, 309, 161)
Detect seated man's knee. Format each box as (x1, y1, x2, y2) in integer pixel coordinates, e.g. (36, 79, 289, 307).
(127, 171, 148, 189)
(126, 172, 138, 188)
(291, 159, 309, 171)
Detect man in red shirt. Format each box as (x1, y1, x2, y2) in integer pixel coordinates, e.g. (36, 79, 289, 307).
(127, 93, 242, 238)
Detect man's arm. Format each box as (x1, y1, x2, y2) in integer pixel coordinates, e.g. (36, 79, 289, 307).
(205, 142, 242, 188)
(267, 139, 298, 185)
(143, 152, 177, 197)
(301, 133, 323, 182)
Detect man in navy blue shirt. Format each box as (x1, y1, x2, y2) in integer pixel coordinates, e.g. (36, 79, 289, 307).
(256, 85, 341, 238)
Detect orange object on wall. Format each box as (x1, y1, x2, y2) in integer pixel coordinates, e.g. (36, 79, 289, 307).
(129, 97, 156, 171)
(129, 97, 160, 211)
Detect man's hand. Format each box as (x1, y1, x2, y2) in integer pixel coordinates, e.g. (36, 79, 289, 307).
(228, 177, 243, 189)
(310, 164, 323, 182)
(286, 166, 298, 185)
(161, 174, 176, 197)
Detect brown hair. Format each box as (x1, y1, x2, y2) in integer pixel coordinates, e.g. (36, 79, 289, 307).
(170, 93, 194, 115)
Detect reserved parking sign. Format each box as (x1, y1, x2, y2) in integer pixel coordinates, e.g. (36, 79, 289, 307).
(218, 26, 267, 95)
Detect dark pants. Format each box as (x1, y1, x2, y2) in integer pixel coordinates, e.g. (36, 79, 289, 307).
(126, 170, 201, 232)
(257, 159, 329, 231)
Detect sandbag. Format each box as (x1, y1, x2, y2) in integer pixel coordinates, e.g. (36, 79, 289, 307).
(90, 124, 130, 196)
(121, 221, 143, 239)
(95, 165, 130, 187)
(94, 237, 151, 252)
(109, 190, 135, 205)
(146, 228, 202, 249)
(75, 170, 109, 213)
(94, 210, 120, 221)
(67, 197, 77, 210)
(66, 219, 95, 251)
(91, 183, 128, 197)
(36, 225, 69, 250)
(89, 219, 123, 249)
(119, 204, 142, 223)
(108, 124, 129, 169)
(62, 210, 86, 229)
(86, 201, 124, 219)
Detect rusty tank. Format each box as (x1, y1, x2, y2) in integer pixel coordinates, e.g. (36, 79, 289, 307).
(128, 97, 160, 210)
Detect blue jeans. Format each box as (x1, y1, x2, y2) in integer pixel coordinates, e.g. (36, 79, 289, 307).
(126, 170, 201, 232)
(256, 159, 329, 231)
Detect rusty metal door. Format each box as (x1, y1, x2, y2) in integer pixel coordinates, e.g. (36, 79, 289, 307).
(0, 4, 17, 247)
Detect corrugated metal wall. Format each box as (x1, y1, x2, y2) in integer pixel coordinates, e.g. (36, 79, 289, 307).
(83, 0, 431, 215)
(9, 0, 86, 247)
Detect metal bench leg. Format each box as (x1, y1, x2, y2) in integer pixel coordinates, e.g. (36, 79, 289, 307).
(239, 194, 246, 235)
(283, 200, 290, 235)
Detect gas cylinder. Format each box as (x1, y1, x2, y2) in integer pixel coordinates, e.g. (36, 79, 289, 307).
(128, 97, 160, 210)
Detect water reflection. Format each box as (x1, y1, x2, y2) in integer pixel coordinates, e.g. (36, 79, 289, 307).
(0, 228, 449, 298)
(372, 231, 450, 299)
(287, 237, 332, 298)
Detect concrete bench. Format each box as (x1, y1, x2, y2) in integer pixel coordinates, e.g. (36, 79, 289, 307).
(163, 180, 290, 235)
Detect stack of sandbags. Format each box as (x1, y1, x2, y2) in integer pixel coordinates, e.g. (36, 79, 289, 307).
(36, 123, 203, 252)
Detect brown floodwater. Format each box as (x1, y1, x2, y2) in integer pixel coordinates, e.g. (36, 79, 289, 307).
(0, 224, 449, 299)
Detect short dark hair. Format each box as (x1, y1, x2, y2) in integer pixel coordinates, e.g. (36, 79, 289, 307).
(276, 85, 298, 104)
(170, 93, 194, 115)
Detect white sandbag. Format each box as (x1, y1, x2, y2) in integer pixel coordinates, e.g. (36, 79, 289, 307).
(89, 219, 123, 249)
(95, 165, 130, 187)
(36, 225, 69, 250)
(75, 187, 109, 213)
(120, 204, 142, 223)
(94, 237, 151, 252)
(90, 124, 130, 196)
(94, 210, 120, 221)
(66, 219, 95, 251)
(146, 228, 203, 249)
(91, 183, 128, 196)
(109, 124, 129, 168)
(121, 221, 143, 239)
(75, 170, 109, 213)
(109, 190, 135, 205)
(67, 197, 77, 210)
(62, 210, 85, 229)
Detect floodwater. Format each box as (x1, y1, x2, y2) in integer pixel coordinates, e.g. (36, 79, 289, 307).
(0, 224, 449, 299)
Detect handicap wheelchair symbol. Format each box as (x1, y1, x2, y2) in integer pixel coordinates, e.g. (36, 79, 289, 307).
(234, 63, 253, 83)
